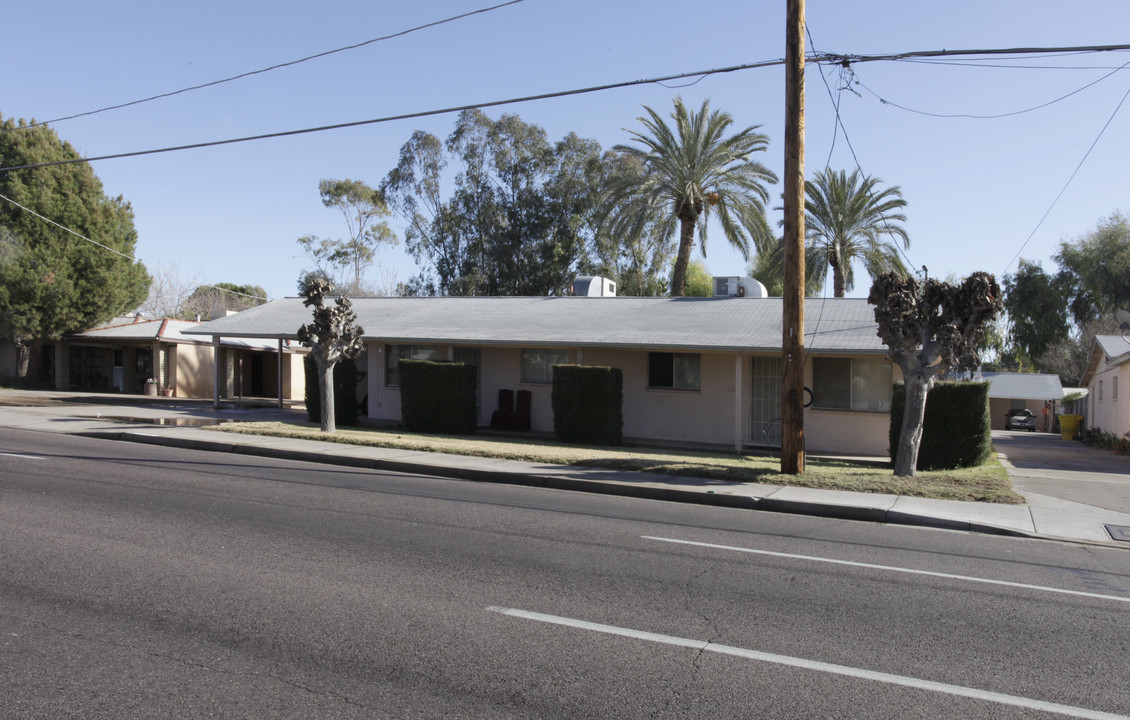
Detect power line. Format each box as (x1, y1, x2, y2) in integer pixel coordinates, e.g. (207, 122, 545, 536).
(0, 191, 267, 303)
(815, 43, 1130, 65)
(807, 30, 919, 279)
(2, 42, 1128, 177)
(2, 0, 528, 133)
(1002, 78, 1130, 276)
(6, 42, 1130, 175)
(0, 58, 785, 173)
(0, 191, 135, 261)
(855, 56, 1130, 120)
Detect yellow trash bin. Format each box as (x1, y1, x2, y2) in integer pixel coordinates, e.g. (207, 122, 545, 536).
(1058, 414, 1083, 441)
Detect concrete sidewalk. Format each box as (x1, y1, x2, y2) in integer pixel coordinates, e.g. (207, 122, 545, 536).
(2, 390, 1129, 547)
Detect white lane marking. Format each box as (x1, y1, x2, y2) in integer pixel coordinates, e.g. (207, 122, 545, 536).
(0, 452, 44, 460)
(643, 536, 1130, 604)
(487, 606, 1130, 720)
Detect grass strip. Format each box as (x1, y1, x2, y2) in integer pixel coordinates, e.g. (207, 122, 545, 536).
(210, 420, 1022, 504)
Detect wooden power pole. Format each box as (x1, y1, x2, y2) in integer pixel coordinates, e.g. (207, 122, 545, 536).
(781, 0, 806, 474)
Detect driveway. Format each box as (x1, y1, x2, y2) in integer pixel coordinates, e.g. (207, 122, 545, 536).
(993, 429, 1130, 514)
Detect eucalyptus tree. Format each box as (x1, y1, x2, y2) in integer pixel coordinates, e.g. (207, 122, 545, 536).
(297, 179, 396, 295)
(804, 169, 910, 297)
(382, 110, 610, 296)
(603, 98, 777, 297)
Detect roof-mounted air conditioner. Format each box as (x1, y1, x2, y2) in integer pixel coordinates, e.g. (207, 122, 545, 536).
(712, 276, 768, 298)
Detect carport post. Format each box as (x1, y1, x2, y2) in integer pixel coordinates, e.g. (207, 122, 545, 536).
(278, 339, 284, 409)
(212, 336, 221, 409)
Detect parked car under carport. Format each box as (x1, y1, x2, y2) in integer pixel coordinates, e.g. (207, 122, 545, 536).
(1005, 408, 1037, 431)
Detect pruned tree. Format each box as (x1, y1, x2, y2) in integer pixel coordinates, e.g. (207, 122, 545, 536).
(868, 271, 1003, 477)
(296, 278, 364, 433)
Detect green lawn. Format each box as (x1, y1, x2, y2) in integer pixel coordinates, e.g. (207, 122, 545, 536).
(211, 421, 1023, 504)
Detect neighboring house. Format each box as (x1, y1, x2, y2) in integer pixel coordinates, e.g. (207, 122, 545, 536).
(979, 372, 1064, 432)
(188, 294, 902, 457)
(52, 316, 306, 401)
(1081, 335, 1130, 439)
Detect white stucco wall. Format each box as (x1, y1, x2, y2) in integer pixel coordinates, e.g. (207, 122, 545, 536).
(362, 341, 895, 457)
(1089, 361, 1130, 438)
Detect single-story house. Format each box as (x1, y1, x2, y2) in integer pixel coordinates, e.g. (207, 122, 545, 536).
(1081, 335, 1130, 439)
(188, 293, 901, 456)
(50, 316, 307, 401)
(979, 372, 1064, 431)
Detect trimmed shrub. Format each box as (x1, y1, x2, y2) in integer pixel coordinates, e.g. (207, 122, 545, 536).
(889, 381, 992, 470)
(552, 365, 623, 445)
(399, 359, 478, 435)
(304, 356, 358, 426)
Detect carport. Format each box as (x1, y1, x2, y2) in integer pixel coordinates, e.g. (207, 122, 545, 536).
(981, 372, 1064, 432)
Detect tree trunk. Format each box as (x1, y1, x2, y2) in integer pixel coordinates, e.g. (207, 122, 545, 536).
(669, 214, 697, 297)
(318, 358, 336, 433)
(893, 371, 931, 477)
(15, 339, 30, 381)
(832, 260, 845, 298)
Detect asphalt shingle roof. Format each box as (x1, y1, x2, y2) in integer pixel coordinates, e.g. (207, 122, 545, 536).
(979, 372, 1064, 400)
(185, 296, 887, 354)
(71, 318, 291, 351)
(1095, 335, 1130, 362)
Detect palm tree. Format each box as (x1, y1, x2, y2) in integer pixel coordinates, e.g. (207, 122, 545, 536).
(603, 98, 778, 297)
(804, 169, 910, 297)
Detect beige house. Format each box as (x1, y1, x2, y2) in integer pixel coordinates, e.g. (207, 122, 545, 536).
(189, 294, 899, 457)
(1081, 335, 1130, 438)
(53, 316, 306, 402)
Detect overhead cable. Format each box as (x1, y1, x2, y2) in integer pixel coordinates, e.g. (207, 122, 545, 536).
(1002, 79, 1130, 275)
(856, 56, 1130, 119)
(2, 0, 528, 133)
(807, 29, 918, 277)
(0, 191, 267, 302)
(0, 59, 784, 173)
(4, 43, 1130, 174)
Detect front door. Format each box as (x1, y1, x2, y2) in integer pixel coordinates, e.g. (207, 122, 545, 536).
(750, 355, 782, 447)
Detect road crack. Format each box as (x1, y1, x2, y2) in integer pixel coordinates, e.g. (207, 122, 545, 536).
(651, 563, 720, 719)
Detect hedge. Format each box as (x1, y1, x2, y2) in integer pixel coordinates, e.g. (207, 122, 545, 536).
(399, 359, 478, 435)
(552, 365, 623, 445)
(889, 381, 992, 470)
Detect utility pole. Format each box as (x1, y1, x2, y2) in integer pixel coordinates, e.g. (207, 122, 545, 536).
(781, 0, 806, 474)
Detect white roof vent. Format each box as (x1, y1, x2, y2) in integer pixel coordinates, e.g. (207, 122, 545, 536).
(712, 276, 768, 298)
(573, 276, 617, 297)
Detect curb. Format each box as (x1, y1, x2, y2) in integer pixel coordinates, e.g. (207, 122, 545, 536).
(76, 428, 1042, 539)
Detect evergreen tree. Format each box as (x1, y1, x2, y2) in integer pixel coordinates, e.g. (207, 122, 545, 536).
(0, 115, 150, 379)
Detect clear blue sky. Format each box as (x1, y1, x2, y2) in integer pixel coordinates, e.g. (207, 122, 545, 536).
(4, 0, 1129, 301)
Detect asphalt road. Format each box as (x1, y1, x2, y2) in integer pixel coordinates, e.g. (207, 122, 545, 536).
(995, 430, 1130, 514)
(3, 428, 1130, 719)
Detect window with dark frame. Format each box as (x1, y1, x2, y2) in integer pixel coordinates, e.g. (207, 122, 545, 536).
(520, 348, 568, 384)
(648, 352, 701, 390)
(811, 357, 892, 412)
(385, 344, 442, 386)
